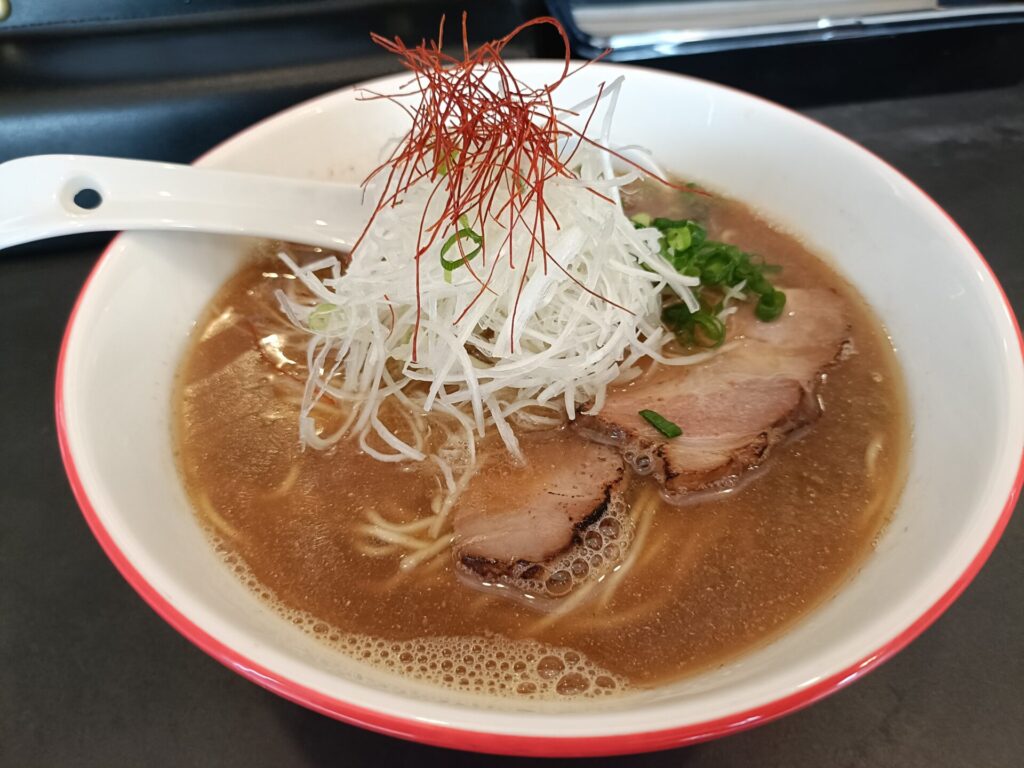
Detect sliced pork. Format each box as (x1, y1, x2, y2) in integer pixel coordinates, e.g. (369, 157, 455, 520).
(453, 429, 625, 576)
(574, 288, 850, 499)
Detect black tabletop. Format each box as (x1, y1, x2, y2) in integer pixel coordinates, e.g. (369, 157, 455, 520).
(3, 19, 1024, 768)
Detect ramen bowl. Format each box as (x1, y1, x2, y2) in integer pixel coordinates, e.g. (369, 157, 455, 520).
(56, 62, 1024, 756)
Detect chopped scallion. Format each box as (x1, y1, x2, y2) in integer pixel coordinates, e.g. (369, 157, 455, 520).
(436, 148, 460, 178)
(691, 310, 726, 347)
(639, 409, 683, 438)
(633, 212, 785, 346)
(756, 289, 787, 321)
(665, 225, 692, 252)
(440, 216, 483, 272)
(308, 303, 338, 332)
(661, 302, 692, 329)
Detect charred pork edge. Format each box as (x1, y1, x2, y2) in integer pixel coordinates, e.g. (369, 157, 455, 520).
(572, 323, 853, 500)
(660, 384, 823, 499)
(456, 463, 625, 578)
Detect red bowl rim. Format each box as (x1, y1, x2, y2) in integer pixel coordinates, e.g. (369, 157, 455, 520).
(54, 66, 1024, 757)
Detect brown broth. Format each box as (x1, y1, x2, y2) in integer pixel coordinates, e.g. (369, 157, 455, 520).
(173, 188, 908, 700)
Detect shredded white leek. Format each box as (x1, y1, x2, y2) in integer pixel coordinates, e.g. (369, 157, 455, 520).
(276, 77, 703, 466)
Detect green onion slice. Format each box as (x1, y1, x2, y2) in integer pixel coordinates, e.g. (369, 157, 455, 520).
(440, 218, 483, 271)
(691, 310, 726, 347)
(436, 148, 460, 178)
(638, 409, 683, 438)
(308, 303, 338, 332)
(756, 290, 787, 321)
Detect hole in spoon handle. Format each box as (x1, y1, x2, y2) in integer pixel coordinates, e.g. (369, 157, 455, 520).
(73, 188, 103, 211)
(62, 177, 104, 214)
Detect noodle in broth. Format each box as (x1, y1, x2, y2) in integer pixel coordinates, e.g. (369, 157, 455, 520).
(173, 184, 908, 702)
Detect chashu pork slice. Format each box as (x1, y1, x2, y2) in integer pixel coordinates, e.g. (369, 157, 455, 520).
(453, 429, 625, 576)
(574, 288, 851, 499)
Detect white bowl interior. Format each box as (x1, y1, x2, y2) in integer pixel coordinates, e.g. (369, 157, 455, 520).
(60, 63, 1023, 737)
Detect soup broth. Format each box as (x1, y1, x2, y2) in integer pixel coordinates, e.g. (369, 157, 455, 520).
(174, 185, 907, 701)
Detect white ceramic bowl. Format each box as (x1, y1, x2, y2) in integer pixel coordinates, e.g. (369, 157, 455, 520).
(56, 62, 1023, 756)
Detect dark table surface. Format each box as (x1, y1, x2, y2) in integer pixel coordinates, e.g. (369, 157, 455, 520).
(3, 17, 1024, 768)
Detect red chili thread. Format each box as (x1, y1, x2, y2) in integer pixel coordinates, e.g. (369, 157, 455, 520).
(354, 14, 690, 360)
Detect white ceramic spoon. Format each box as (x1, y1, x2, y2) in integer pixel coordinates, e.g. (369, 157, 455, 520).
(0, 154, 371, 251)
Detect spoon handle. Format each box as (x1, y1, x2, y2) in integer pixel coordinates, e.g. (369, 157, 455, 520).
(0, 154, 370, 251)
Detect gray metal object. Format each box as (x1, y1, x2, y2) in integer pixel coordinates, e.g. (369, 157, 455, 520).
(551, 0, 1024, 57)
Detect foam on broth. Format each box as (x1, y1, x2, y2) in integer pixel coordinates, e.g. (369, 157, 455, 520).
(173, 184, 908, 702)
